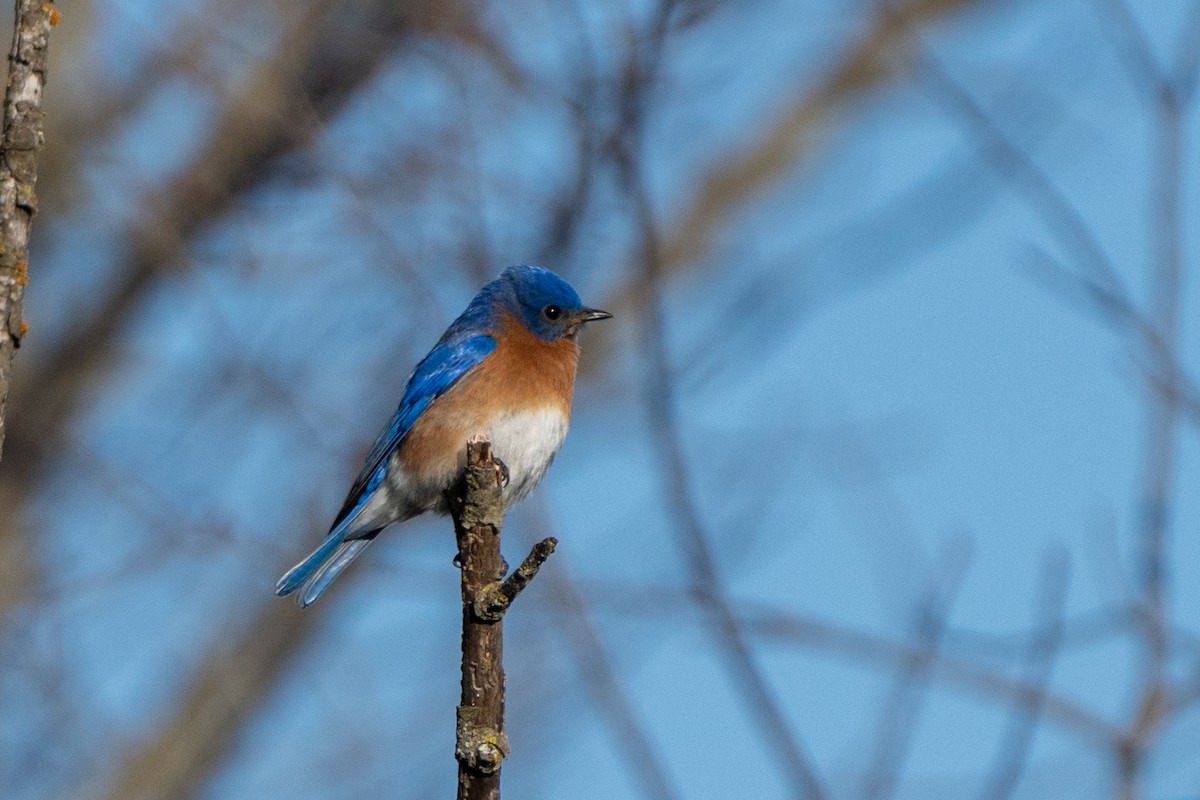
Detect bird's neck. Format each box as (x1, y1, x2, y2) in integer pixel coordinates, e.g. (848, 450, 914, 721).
(490, 310, 579, 415)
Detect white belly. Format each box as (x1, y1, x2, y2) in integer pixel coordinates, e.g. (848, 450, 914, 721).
(379, 406, 569, 521)
(488, 407, 569, 505)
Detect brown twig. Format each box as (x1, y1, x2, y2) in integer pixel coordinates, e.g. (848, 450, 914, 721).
(0, 0, 55, 463)
(450, 439, 554, 800)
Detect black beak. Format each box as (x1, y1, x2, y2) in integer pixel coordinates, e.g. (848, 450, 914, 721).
(578, 307, 613, 323)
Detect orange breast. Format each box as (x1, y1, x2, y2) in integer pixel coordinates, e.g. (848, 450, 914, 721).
(397, 310, 579, 482)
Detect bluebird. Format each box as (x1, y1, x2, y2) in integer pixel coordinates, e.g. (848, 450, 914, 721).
(275, 265, 611, 607)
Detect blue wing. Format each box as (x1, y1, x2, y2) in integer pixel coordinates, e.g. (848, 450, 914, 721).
(330, 331, 497, 529)
(275, 331, 495, 606)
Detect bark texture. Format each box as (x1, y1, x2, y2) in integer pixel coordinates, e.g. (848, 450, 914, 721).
(450, 439, 555, 800)
(0, 0, 54, 462)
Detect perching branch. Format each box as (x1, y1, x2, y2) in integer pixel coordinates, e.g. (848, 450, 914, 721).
(450, 439, 555, 800)
(0, 0, 55, 463)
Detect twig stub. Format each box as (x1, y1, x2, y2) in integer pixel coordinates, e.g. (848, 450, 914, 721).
(474, 537, 558, 622)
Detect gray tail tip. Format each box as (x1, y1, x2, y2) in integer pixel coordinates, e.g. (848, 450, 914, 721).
(274, 571, 303, 598)
(274, 573, 320, 608)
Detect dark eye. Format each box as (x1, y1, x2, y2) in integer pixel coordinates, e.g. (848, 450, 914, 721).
(542, 304, 562, 321)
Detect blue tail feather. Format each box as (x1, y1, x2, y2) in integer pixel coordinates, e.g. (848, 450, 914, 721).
(276, 506, 380, 604)
(296, 538, 375, 607)
(275, 526, 347, 597)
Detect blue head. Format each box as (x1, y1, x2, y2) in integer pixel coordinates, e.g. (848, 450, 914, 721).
(485, 265, 611, 341)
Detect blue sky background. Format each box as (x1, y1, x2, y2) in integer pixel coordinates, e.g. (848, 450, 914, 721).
(2, 1, 1199, 798)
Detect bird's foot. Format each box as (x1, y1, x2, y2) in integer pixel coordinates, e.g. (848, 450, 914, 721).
(493, 457, 510, 488)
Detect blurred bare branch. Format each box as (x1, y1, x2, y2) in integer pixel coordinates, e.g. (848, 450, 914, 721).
(584, 580, 1121, 746)
(745, 606, 1119, 747)
(908, 31, 1130, 306)
(1076, 7, 1198, 796)
(976, 555, 1070, 800)
(861, 548, 969, 800)
(0, 0, 515, 660)
(98, 590, 327, 800)
(5, 0, 517, 471)
(614, 4, 829, 798)
(522, 499, 683, 800)
(650, 0, 989, 280)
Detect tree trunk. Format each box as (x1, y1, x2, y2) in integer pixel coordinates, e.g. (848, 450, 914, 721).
(0, 0, 55, 463)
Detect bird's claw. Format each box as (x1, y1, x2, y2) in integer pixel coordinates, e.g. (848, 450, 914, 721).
(493, 458, 510, 488)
